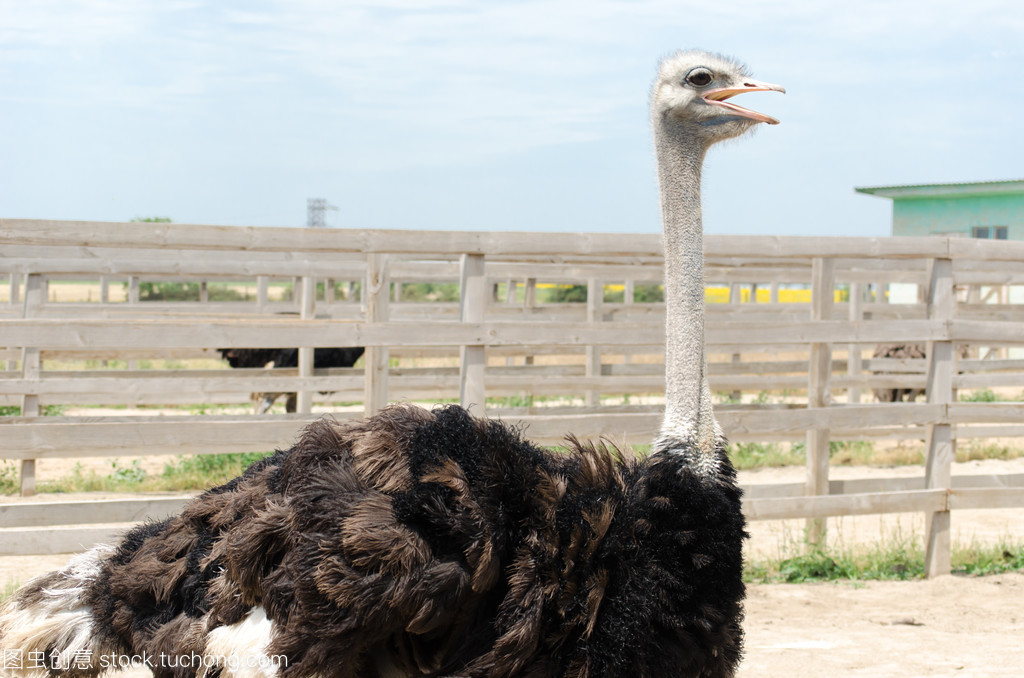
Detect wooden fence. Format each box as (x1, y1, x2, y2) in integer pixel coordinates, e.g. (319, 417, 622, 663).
(2, 218, 1024, 575)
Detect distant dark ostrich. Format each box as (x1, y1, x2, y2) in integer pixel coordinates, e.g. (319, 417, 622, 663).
(872, 343, 928, 402)
(0, 51, 783, 678)
(219, 347, 365, 413)
(872, 343, 970, 402)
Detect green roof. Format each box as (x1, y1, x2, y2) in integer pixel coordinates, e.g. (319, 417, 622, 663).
(855, 179, 1024, 200)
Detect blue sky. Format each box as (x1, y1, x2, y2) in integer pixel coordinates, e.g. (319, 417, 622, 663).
(1, 0, 1021, 236)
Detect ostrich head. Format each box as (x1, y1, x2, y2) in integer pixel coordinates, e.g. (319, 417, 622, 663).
(652, 50, 784, 144)
(651, 50, 783, 470)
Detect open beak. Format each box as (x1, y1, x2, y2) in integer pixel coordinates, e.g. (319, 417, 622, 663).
(702, 79, 785, 125)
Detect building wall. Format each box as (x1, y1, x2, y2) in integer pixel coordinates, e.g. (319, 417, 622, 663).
(891, 193, 1024, 238)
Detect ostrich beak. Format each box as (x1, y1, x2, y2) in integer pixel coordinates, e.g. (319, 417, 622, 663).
(703, 79, 785, 125)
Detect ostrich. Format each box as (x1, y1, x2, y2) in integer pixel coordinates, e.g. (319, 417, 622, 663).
(218, 347, 366, 413)
(872, 343, 928, 402)
(871, 343, 970, 402)
(0, 51, 782, 678)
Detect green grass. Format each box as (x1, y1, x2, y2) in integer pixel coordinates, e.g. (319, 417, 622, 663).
(728, 439, 900, 469)
(729, 442, 803, 469)
(746, 534, 1024, 583)
(157, 452, 273, 490)
(960, 388, 999, 402)
(0, 405, 66, 417)
(957, 441, 1024, 463)
(496, 394, 536, 408)
(0, 580, 20, 604)
(8, 452, 276, 495)
(0, 462, 20, 494)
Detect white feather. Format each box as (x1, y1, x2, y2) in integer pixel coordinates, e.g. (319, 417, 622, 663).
(0, 545, 117, 677)
(203, 606, 281, 678)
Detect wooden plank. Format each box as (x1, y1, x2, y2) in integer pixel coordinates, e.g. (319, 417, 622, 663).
(744, 489, 947, 521)
(704, 235, 950, 260)
(709, 319, 948, 345)
(0, 525, 130, 556)
(0, 404, 947, 460)
(718, 403, 945, 436)
(947, 237, 1024, 262)
(15, 219, 1024, 261)
(953, 424, 1024, 439)
(744, 473, 1024, 500)
(948, 403, 1024, 423)
(505, 412, 663, 445)
(0, 370, 367, 396)
(0, 416, 325, 459)
(0, 495, 194, 528)
(0, 219, 666, 258)
(0, 318, 955, 349)
(948, 319, 1024, 343)
(955, 373, 1024, 389)
(948, 487, 1024, 510)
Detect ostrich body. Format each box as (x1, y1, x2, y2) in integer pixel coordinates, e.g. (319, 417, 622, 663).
(218, 347, 366, 413)
(0, 51, 782, 678)
(872, 343, 928, 402)
(871, 343, 970, 403)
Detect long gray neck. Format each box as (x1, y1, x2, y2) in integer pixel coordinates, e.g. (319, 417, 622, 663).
(652, 119, 723, 472)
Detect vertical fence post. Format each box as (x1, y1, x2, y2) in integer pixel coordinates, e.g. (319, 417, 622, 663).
(505, 279, 517, 305)
(20, 274, 44, 497)
(363, 254, 390, 415)
(296, 276, 316, 414)
(128, 276, 140, 304)
(729, 283, 743, 402)
(8, 273, 20, 305)
(806, 258, 835, 546)
(586, 278, 603, 407)
(924, 257, 955, 577)
(460, 254, 487, 411)
(523, 278, 537, 366)
(847, 282, 863, 404)
(623, 279, 634, 366)
(257, 276, 269, 311)
(505, 280, 518, 368)
(6, 275, 22, 371)
(126, 276, 140, 370)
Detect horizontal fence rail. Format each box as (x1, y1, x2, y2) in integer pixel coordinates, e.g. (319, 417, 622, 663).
(2, 218, 1024, 573)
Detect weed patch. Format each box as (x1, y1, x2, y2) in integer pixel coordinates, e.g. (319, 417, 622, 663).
(746, 534, 1024, 583)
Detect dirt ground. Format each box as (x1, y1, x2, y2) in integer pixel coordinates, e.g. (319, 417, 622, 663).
(1, 458, 1021, 676)
(742, 572, 1023, 677)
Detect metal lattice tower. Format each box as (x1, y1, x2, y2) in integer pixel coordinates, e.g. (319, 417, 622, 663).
(306, 198, 339, 228)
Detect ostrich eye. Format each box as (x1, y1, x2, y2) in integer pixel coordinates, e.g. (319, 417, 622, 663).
(685, 68, 714, 87)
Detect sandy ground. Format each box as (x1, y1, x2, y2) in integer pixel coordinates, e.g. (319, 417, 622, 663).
(0, 458, 1021, 676)
(742, 573, 1023, 677)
